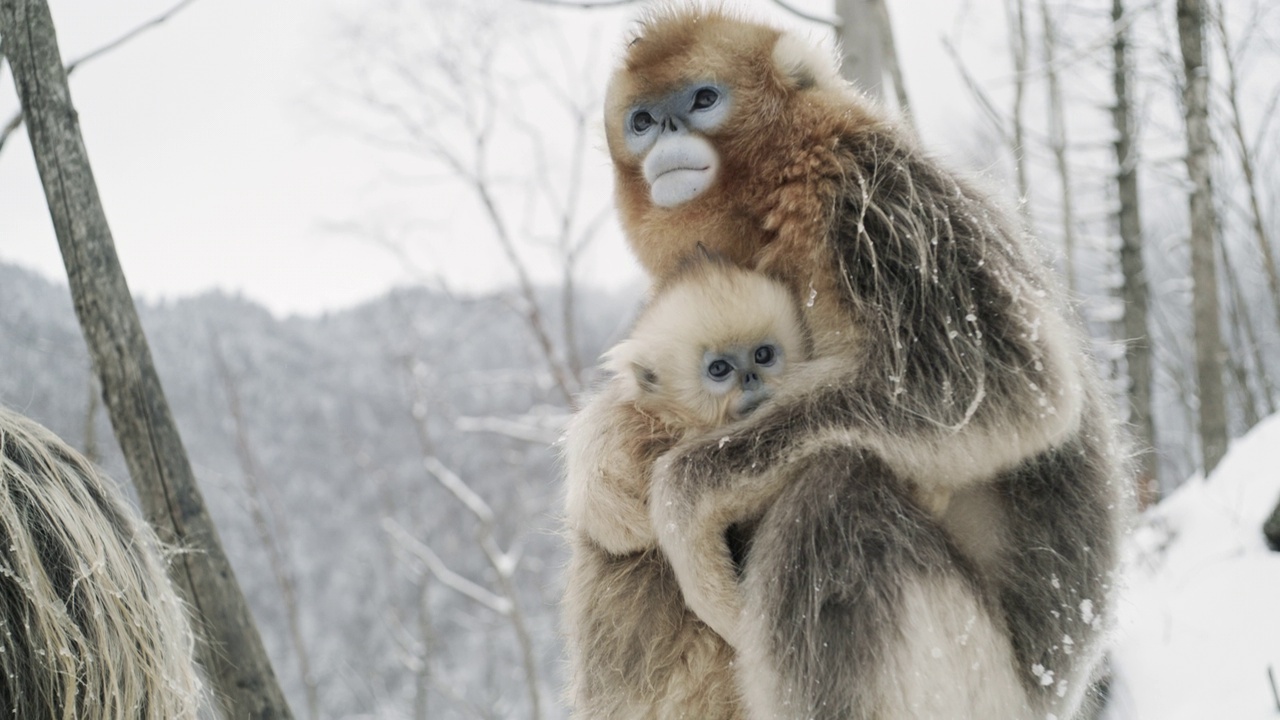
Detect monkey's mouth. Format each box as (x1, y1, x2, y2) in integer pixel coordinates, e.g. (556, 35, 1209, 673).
(734, 392, 770, 420)
(649, 167, 713, 208)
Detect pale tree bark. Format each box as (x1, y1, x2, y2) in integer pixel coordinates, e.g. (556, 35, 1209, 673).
(1110, 0, 1159, 504)
(0, 1, 293, 717)
(1176, 0, 1229, 474)
(1005, 0, 1032, 221)
(1039, 0, 1078, 293)
(831, 0, 913, 125)
(835, 0, 885, 97)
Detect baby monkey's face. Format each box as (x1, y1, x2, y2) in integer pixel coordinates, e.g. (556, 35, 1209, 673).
(701, 339, 786, 422)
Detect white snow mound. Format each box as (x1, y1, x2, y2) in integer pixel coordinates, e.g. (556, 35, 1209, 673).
(1106, 414, 1280, 719)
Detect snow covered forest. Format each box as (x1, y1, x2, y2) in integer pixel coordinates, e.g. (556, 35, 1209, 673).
(2, 0, 1280, 718)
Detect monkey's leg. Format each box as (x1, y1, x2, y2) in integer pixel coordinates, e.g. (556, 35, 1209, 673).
(733, 447, 1032, 720)
(562, 534, 743, 720)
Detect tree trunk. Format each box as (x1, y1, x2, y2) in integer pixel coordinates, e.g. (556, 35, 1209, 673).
(1040, 0, 1078, 293)
(0, 1, 293, 717)
(1111, 0, 1159, 504)
(1176, 0, 1229, 475)
(835, 0, 885, 98)
(1005, 0, 1032, 222)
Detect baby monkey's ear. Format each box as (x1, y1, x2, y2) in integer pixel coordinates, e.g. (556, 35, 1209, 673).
(631, 362, 660, 394)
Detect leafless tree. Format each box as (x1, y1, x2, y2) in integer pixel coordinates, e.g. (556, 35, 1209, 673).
(0, 0, 292, 716)
(1111, 0, 1159, 503)
(388, 358, 544, 720)
(830, 0, 914, 124)
(328, 0, 613, 406)
(1176, 0, 1229, 474)
(1039, 0, 1079, 292)
(1006, 0, 1033, 219)
(1214, 0, 1280, 351)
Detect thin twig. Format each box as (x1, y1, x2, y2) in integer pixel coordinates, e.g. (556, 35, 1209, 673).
(383, 519, 513, 614)
(0, 0, 201, 154)
(940, 36, 1010, 143)
(1268, 665, 1280, 712)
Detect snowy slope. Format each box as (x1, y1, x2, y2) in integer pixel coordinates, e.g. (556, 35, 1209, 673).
(1106, 415, 1280, 719)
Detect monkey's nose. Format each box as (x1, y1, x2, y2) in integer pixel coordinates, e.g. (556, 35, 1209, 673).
(742, 373, 760, 391)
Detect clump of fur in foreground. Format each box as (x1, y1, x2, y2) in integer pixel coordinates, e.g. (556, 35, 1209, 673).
(0, 406, 203, 719)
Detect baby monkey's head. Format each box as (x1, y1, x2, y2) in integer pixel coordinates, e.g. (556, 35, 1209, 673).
(609, 251, 808, 434)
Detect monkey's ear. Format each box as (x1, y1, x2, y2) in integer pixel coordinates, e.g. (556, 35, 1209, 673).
(631, 362, 660, 394)
(772, 32, 840, 91)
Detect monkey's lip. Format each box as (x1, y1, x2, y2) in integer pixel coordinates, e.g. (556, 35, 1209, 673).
(652, 165, 711, 179)
(649, 167, 713, 208)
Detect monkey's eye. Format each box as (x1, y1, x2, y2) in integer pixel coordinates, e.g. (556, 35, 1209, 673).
(692, 88, 719, 111)
(707, 359, 733, 380)
(630, 111, 655, 133)
(754, 345, 776, 366)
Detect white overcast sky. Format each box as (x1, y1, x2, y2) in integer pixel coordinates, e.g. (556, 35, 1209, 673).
(1, 0, 1001, 316)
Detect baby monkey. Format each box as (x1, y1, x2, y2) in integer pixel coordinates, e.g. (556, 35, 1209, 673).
(562, 251, 807, 719)
(608, 250, 808, 436)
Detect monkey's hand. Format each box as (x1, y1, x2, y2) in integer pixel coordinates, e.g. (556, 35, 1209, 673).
(650, 456, 745, 646)
(915, 483, 954, 517)
(649, 410, 802, 648)
(565, 379, 671, 555)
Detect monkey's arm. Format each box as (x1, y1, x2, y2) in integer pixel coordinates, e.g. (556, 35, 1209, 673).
(649, 397, 813, 647)
(565, 378, 671, 555)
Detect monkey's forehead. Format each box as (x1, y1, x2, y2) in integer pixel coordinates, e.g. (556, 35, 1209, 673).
(617, 7, 779, 84)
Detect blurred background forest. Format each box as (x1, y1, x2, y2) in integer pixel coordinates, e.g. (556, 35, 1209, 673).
(2, 0, 1279, 717)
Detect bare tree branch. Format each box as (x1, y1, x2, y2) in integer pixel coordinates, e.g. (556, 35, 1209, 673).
(941, 36, 1011, 143)
(0, 0, 201, 155)
(401, 364, 543, 720)
(384, 519, 513, 614)
(455, 414, 567, 445)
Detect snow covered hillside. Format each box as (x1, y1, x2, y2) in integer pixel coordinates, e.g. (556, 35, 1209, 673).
(1107, 415, 1280, 718)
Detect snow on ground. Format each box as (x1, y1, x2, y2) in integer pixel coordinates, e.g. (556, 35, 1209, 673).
(1106, 415, 1280, 719)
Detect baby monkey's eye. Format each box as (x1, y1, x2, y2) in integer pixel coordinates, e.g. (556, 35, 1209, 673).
(707, 359, 733, 380)
(754, 345, 776, 365)
(692, 88, 719, 110)
(631, 111, 655, 133)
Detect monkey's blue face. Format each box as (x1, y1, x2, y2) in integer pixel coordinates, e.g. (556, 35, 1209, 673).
(623, 83, 732, 208)
(702, 341, 784, 419)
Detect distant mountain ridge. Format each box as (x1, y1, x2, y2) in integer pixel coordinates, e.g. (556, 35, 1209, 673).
(0, 260, 627, 718)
